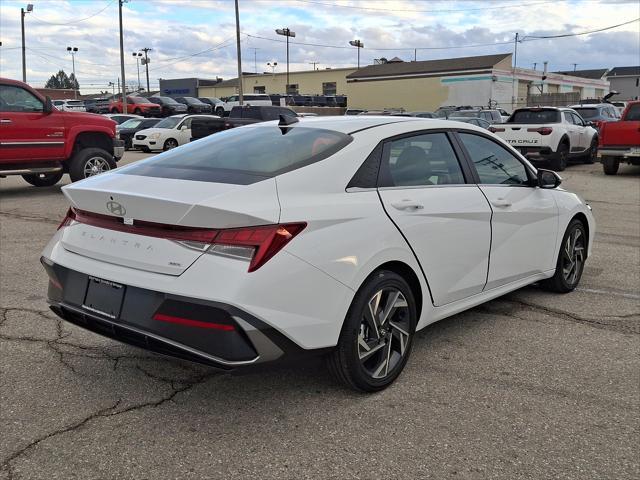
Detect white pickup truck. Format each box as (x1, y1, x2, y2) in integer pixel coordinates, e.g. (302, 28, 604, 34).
(490, 107, 598, 171)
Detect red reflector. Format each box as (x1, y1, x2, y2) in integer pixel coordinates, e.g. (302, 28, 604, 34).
(153, 313, 235, 331)
(57, 207, 76, 230)
(527, 127, 553, 135)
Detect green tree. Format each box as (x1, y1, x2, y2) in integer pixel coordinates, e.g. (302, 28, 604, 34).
(44, 70, 79, 90)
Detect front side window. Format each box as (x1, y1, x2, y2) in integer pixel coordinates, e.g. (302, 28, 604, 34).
(178, 118, 193, 129)
(563, 112, 574, 123)
(380, 133, 466, 187)
(459, 133, 529, 185)
(571, 113, 584, 126)
(0, 85, 44, 112)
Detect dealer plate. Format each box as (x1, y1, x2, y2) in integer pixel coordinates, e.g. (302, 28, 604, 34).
(82, 276, 125, 319)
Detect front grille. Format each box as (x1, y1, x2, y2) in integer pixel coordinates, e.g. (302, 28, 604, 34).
(135, 135, 146, 140)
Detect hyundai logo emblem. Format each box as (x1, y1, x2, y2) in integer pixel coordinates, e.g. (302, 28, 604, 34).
(106, 200, 126, 216)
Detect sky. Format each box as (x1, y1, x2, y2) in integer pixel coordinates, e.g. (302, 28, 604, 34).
(0, 0, 639, 93)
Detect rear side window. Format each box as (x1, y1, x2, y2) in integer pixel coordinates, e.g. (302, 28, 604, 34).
(509, 109, 560, 124)
(379, 133, 466, 187)
(122, 126, 352, 183)
(459, 133, 529, 185)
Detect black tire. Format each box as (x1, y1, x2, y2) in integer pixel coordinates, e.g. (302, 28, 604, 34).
(68, 148, 116, 182)
(163, 138, 179, 151)
(110, 108, 119, 114)
(140, 146, 151, 153)
(327, 270, 417, 392)
(602, 156, 619, 175)
(583, 137, 597, 164)
(540, 219, 587, 293)
(21, 171, 64, 187)
(215, 107, 225, 116)
(133, 108, 142, 116)
(550, 142, 569, 171)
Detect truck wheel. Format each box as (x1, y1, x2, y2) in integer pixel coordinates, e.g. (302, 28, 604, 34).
(550, 142, 568, 171)
(22, 171, 64, 187)
(69, 148, 116, 182)
(602, 156, 619, 175)
(583, 138, 597, 164)
(215, 107, 225, 116)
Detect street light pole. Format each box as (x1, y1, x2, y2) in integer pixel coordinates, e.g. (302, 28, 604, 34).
(132, 52, 142, 91)
(349, 40, 364, 68)
(21, 4, 33, 82)
(276, 28, 296, 93)
(67, 47, 78, 98)
(141, 48, 152, 93)
(234, 0, 243, 105)
(118, 0, 127, 113)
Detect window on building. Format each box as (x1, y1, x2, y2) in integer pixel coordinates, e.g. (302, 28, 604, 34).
(286, 84, 299, 94)
(322, 82, 337, 96)
(253, 86, 266, 94)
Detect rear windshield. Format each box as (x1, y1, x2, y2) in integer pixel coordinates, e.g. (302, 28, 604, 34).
(508, 109, 560, 124)
(572, 108, 599, 119)
(122, 125, 352, 184)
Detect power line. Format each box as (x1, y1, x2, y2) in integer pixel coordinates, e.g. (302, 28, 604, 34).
(521, 17, 639, 40)
(290, 0, 554, 13)
(30, 0, 116, 26)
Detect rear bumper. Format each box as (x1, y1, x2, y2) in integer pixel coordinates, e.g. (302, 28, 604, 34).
(514, 146, 554, 160)
(597, 147, 640, 160)
(0, 164, 63, 177)
(43, 259, 309, 369)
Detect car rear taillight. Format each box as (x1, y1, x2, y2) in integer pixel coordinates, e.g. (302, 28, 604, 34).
(57, 208, 76, 230)
(527, 127, 553, 135)
(489, 127, 505, 133)
(69, 208, 305, 272)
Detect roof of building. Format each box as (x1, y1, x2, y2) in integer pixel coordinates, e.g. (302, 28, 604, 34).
(553, 69, 608, 79)
(346, 53, 512, 80)
(34, 88, 79, 100)
(607, 66, 640, 77)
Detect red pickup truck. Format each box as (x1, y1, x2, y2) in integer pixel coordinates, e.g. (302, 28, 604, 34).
(598, 101, 640, 175)
(109, 95, 162, 117)
(0, 77, 124, 187)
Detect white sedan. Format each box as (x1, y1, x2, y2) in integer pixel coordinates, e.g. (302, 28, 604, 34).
(132, 114, 216, 152)
(42, 116, 594, 391)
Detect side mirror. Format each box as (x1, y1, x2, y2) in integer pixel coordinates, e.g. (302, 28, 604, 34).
(179, 124, 188, 130)
(537, 169, 562, 189)
(44, 96, 53, 114)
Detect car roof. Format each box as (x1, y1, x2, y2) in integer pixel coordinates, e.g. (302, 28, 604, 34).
(569, 104, 610, 108)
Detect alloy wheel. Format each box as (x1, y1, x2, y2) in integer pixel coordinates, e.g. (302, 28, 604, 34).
(562, 228, 585, 285)
(83, 157, 111, 178)
(357, 288, 411, 379)
(164, 139, 178, 150)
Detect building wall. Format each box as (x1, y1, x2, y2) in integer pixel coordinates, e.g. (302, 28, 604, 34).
(159, 78, 199, 97)
(608, 76, 640, 100)
(345, 76, 450, 111)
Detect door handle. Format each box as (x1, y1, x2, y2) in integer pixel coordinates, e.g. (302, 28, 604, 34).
(491, 199, 512, 208)
(391, 200, 424, 211)
(0, 119, 12, 124)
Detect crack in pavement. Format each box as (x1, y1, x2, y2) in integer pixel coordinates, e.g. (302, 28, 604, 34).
(0, 211, 60, 225)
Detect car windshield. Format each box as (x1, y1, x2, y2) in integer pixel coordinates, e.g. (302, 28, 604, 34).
(119, 119, 144, 129)
(509, 109, 560, 123)
(154, 117, 182, 129)
(573, 108, 599, 119)
(130, 96, 152, 104)
(122, 126, 352, 183)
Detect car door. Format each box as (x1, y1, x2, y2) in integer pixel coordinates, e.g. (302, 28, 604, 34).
(457, 132, 559, 290)
(377, 131, 492, 306)
(571, 112, 588, 149)
(0, 83, 66, 162)
(562, 111, 581, 151)
(176, 117, 193, 144)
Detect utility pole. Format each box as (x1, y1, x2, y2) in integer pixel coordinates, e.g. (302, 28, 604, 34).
(533, 62, 537, 70)
(118, 0, 127, 113)
(141, 48, 152, 93)
(250, 47, 259, 73)
(309, 61, 319, 70)
(67, 47, 78, 98)
(414, 48, 417, 62)
(234, 0, 243, 105)
(276, 28, 296, 93)
(512, 32, 519, 111)
(21, 4, 33, 82)
(349, 40, 364, 68)
(572, 63, 578, 72)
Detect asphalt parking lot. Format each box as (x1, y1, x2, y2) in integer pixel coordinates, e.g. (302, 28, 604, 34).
(1, 154, 638, 479)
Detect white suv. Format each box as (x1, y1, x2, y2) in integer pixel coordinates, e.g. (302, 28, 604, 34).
(219, 94, 273, 115)
(490, 107, 598, 171)
(52, 99, 86, 112)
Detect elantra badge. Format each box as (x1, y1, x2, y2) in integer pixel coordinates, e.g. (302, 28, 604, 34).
(106, 200, 126, 216)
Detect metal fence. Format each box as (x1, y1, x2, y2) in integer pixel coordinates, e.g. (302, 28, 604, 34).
(527, 92, 580, 107)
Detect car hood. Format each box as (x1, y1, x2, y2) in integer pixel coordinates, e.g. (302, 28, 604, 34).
(61, 111, 116, 132)
(136, 127, 175, 136)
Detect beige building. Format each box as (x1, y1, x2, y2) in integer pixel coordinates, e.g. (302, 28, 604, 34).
(198, 67, 356, 98)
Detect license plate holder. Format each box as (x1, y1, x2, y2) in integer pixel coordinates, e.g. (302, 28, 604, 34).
(82, 276, 125, 319)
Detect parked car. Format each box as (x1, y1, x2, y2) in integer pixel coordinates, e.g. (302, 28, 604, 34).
(148, 96, 188, 117)
(218, 94, 274, 115)
(490, 107, 598, 170)
(597, 101, 640, 175)
(190, 106, 298, 141)
(52, 99, 86, 112)
(447, 116, 491, 129)
(132, 114, 214, 152)
(0, 77, 124, 186)
(408, 112, 436, 118)
(198, 97, 224, 112)
(43, 116, 594, 392)
(116, 117, 162, 150)
(345, 108, 367, 115)
(109, 95, 162, 117)
(569, 104, 620, 132)
(497, 108, 511, 122)
(103, 113, 142, 125)
(84, 98, 110, 114)
(610, 101, 628, 116)
(453, 109, 503, 124)
(173, 97, 213, 114)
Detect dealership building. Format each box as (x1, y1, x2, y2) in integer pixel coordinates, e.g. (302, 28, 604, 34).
(160, 53, 610, 112)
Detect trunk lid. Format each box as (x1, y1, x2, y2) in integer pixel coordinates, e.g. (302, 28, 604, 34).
(59, 173, 280, 275)
(493, 124, 555, 148)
